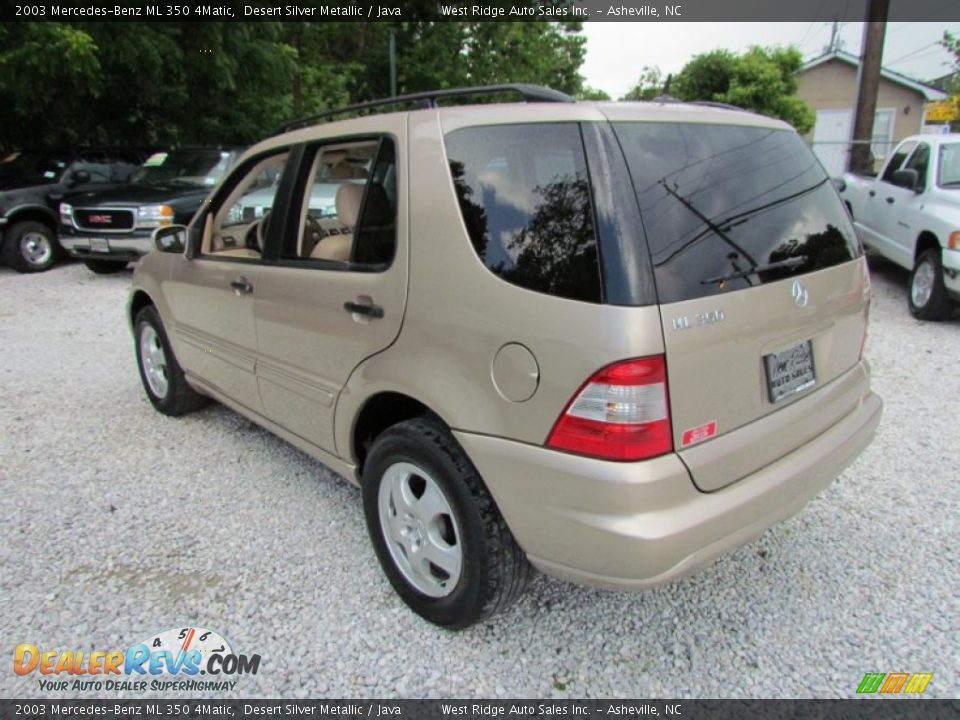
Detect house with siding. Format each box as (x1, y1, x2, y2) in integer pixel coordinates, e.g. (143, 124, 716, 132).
(796, 50, 946, 176)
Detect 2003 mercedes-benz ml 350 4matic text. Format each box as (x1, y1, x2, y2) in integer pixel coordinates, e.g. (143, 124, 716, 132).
(127, 85, 882, 628)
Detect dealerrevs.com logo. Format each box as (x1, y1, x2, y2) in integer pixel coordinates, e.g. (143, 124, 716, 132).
(14, 626, 261, 693)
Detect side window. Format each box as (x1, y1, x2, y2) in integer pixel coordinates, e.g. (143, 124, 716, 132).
(444, 123, 602, 303)
(903, 143, 930, 192)
(283, 137, 397, 269)
(102, 152, 142, 183)
(64, 153, 113, 184)
(881, 141, 916, 184)
(201, 152, 289, 259)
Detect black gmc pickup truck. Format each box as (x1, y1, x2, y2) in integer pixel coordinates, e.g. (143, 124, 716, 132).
(0, 149, 149, 272)
(58, 148, 241, 274)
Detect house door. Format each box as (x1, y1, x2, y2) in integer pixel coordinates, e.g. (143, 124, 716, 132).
(812, 109, 852, 177)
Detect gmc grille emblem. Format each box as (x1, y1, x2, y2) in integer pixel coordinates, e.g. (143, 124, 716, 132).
(88, 214, 112, 224)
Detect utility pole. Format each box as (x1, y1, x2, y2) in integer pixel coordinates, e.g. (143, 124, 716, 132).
(389, 29, 397, 98)
(848, 0, 889, 174)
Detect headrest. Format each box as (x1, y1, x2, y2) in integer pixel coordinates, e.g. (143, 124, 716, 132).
(329, 162, 367, 181)
(336, 184, 365, 227)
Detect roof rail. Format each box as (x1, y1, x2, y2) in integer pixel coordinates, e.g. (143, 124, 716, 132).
(271, 83, 575, 136)
(647, 95, 745, 113)
(687, 100, 745, 112)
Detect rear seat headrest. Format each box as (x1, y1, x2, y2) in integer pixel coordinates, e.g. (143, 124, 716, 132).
(335, 184, 365, 227)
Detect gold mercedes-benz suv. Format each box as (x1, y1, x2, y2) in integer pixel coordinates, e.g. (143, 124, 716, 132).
(128, 85, 882, 628)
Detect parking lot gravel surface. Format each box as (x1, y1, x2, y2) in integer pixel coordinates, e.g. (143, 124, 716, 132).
(1, 256, 957, 699)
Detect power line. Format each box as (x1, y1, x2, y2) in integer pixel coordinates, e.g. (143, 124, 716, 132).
(798, 21, 820, 50)
(887, 22, 917, 35)
(885, 41, 940, 65)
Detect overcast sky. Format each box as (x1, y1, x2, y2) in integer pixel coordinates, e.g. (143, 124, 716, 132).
(582, 22, 959, 99)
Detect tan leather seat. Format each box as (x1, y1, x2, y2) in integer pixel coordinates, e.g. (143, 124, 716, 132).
(311, 184, 365, 261)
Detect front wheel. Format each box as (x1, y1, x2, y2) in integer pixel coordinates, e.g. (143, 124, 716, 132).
(83, 258, 128, 275)
(362, 417, 531, 628)
(2, 221, 61, 273)
(909, 249, 953, 321)
(135, 305, 209, 416)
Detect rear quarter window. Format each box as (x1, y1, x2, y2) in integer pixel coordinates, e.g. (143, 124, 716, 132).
(444, 123, 602, 304)
(613, 122, 860, 305)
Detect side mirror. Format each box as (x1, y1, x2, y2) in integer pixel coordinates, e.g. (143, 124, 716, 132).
(153, 225, 188, 254)
(66, 169, 91, 187)
(891, 168, 920, 192)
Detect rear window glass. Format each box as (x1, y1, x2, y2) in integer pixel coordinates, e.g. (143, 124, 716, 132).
(444, 123, 602, 304)
(613, 123, 860, 305)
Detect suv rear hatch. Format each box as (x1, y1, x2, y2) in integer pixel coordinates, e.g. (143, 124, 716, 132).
(610, 116, 870, 492)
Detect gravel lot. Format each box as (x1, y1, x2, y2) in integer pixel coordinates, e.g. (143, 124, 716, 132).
(1, 256, 957, 700)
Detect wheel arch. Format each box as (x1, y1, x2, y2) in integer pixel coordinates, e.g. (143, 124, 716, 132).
(915, 231, 941, 262)
(4, 205, 58, 234)
(128, 289, 156, 330)
(349, 390, 444, 478)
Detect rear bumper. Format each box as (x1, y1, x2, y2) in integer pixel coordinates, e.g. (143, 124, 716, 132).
(454, 366, 881, 591)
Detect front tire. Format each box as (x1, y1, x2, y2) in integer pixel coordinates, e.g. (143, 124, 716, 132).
(362, 417, 531, 628)
(909, 249, 953, 321)
(135, 305, 209, 416)
(2, 221, 61, 273)
(84, 258, 128, 275)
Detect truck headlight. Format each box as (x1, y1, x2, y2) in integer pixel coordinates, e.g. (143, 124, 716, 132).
(137, 204, 174, 229)
(59, 203, 73, 227)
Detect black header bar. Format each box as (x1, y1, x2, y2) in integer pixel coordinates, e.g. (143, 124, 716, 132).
(1, 699, 959, 720)
(4, 0, 960, 23)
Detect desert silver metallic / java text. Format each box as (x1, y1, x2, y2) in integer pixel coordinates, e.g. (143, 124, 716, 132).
(139, 325, 169, 398)
(378, 462, 462, 597)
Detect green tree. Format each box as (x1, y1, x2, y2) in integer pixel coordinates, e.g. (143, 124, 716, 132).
(0, 20, 588, 150)
(0, 23, 102, 147)
(943, 30, 960, 68)
(578, 86, 611, 100)
(621, 65, 666, 100)
(672, 46, 814, 133)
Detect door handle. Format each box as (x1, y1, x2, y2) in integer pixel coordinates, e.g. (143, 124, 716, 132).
(886, 197, 895, 204)
(868, 190, 876, 197)
(344, 300, 384, 319)
(230, 278, 254, 296)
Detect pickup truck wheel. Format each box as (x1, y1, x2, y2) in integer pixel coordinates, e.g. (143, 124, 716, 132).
(83, 259, 128, 275)
(2, 221, 61, 273)
(135, 306, 209, 416)
(362, 417, 531, 628)
(909, 249, 953, 321)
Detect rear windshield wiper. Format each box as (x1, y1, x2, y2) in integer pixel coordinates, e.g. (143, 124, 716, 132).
(701, 256, 807, 286)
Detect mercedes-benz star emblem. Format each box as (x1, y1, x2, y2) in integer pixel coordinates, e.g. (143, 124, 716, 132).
(791, 279, 809, 308)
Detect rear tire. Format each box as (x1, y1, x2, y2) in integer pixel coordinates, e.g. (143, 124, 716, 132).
(908, 249, 953, 321)
(135, 305, 209, 416)
(362, 416, 531, 628)
(84, 258, 128, 275)
(2, 220, 61, 273)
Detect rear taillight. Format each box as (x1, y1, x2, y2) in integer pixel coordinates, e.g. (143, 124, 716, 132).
(546, 356, 673, 462)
